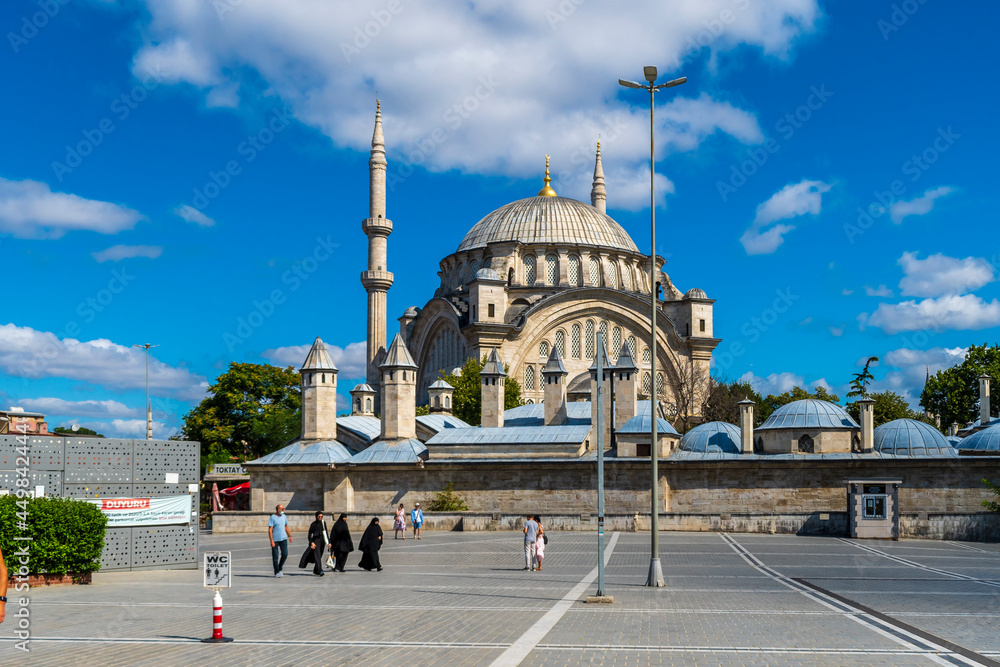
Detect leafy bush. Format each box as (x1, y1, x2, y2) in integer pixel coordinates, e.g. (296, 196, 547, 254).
(0, 496, 107, 576)
(984, 478, 1000, 513)
(427, 482, 469, 511)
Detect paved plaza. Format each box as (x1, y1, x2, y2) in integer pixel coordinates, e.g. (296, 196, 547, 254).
(6, 529, 1000, 666)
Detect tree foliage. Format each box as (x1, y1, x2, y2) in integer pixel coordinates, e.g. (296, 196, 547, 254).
(701, 378, 764, 427)
(53, 426, 104, 437)
(847, 356, 879, 400)
(921, 344, 1000, 428)
(440, 356, 522, 426)
(845, 390, 936, 428)
(0, 496, 107, 576)
(983, 478, 1000, 513)
(427, 482, 470, 511)
(181, 362, 301, 470)
(757, 385, 841, 425)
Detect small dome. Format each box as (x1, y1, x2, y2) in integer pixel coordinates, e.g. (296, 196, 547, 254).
(684, 288, 708, 299)
(873, 419, 956, 458)
(957, 422, 1000, 453)
(474, 267, 501, 281)
(351, 383, 375, 393)
(619, 413, 679, 436)
(429, 379, 454, 389)
(680, 421, 741, 454)
(757, 399, 859, 430)
(403, 306, 420, 317)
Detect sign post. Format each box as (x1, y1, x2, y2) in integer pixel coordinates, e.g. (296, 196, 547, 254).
(201, 551, 234, 643)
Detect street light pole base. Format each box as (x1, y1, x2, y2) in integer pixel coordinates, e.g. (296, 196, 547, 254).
(645, 558, 665, 587)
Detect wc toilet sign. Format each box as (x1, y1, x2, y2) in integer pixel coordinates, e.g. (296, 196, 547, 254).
(204, 551, 232, 588)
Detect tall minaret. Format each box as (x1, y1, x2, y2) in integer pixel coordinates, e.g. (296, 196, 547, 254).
(361, 101, 394, 407)
(590, 140, 606, 214)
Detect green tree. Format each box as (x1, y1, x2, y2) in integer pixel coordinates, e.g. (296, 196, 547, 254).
(757, 385, 841, 425)
(53, 426, 104, 437)
(415, 404, 430, 416)
(427, 482, 470, 511)
(440, 356, 522, 426)
(701, 378, 764, 427)
(983, 478, 1000, 513)
(181, 362, 301, 471)
(921, 344, 1000, 428)
(847, 356, 879, 400)
(845, 390, 934, 428)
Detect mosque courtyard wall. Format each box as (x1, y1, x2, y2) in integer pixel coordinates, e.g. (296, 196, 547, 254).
(216, 456, 1000, 540)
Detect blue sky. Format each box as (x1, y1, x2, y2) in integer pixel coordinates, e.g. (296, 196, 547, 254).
(1, 0, 997, 437)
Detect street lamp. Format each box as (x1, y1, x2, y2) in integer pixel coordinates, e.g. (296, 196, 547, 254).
(618, 66, 686, 588)
(133, 343, 159, 440)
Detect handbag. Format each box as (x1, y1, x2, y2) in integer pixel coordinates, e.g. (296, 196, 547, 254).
(543, 533, 549, 545)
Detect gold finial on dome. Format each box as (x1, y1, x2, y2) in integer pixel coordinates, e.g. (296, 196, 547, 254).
(537, 155, 557, 197)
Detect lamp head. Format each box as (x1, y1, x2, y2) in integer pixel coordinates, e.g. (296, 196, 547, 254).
(643, 66, 657, 83)
(618, 78, 643, 89)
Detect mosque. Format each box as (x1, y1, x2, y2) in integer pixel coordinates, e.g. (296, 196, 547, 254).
(230, 104, 1000, 541)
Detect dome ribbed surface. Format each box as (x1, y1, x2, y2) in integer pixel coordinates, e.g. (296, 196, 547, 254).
(457, 196, 638, 253)
(757, 399, 859, 430)
(680, 421, 741, 453)
(619, 414, 679, 436)
(957, 423, 1000, 452)
(873, 419, 956, 458)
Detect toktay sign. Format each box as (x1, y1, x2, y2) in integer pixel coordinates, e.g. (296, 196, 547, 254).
(85, 494, 192, 527)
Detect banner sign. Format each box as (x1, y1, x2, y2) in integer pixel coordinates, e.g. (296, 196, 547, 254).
(207, 464, 248, 476)
(204, 551, 232, 588)
(84, 494, 192, 527)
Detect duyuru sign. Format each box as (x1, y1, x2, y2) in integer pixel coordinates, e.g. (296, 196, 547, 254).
(84, 494, 192, 527)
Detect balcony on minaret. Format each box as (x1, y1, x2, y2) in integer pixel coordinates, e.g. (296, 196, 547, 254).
(362, 216, 393, 237)
(361, 269, 394, 291)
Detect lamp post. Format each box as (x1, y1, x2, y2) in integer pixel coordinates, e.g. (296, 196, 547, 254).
(133, 343, 159, 440)
(618, 66, 686, 588)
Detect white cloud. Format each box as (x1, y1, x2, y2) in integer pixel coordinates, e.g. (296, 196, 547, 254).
(16, 397, 141, 419)
(875, 346, 968, 408)
(864, 294, 1000, 334)
(889, 186, 954, 224)
(740, 179, 832, 254)
(174, 204, 217, 227)
(0, 177, 144, 239)
(111, 1, 820, 206)
(91, 244, 163, 263)
(828, 326, 844, 337)
(76, 419, 178, 440)
(864, 284, 893, 297)
(262, 340, 367, 378)
(0, 324, 208, 401)
(897, 251, 995, 298)
(841, 289, 853, 296)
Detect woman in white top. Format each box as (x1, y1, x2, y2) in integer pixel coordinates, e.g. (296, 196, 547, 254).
(393, 503, 407, 539)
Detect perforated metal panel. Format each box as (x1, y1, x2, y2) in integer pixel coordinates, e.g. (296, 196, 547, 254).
(100, 527, 133, 571)
(133, 440, 198, 483)
(65, 439, 132, 483)
(130, 525, 197, 569)
(133, 483, 191, 497)
(0, 435, 65, 470)
(63, 483, 133, 498)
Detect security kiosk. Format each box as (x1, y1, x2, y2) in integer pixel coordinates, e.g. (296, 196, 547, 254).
(847, 478, 901, 540)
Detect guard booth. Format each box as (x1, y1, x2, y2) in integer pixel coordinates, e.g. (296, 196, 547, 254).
(847, 478, 901, 540)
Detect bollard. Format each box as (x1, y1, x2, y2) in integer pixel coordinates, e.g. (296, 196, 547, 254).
(201, 590, 234, 643)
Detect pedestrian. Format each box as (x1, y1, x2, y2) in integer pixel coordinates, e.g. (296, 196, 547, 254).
(0, 546, 7, 623)
(410, 503, 424, 540)
(533, 515, 545, 571)
(522, 513, 539, 571)
(330, 513, 354, 572)
(268, 504, 293, 578)
(358, 517, 384, 571)
(298, 511, 328, 576)
(393, 503, 407, 539)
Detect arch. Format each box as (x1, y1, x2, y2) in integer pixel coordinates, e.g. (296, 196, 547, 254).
(508, 267, 514, 286)
(589, 256, 601, 286)
(571, 323, 582, 358)
(585, 320, 595, 359)
(434, 395, 441, 408)
(525, 399, 534, 404)
(524, 255, 537, 284)
(555, 330, 566, 357)
(355, 398, 361, 412)
(524, 365, 535, 390)
(445, 395, 451, 409)
(568, 255, 581, 286)
(321, 373, 326, 383)
(599, 321, 609, 347)
(365, 397, 372, 412)
(539, 340, 549, 357)
(798, 434, 815, 453)
(754, 436, 763, 454)
(545, 254, 558, 285)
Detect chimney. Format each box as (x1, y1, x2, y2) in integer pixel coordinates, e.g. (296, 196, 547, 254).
(948, 422, 959, 437)
(379, 333, 418, 441)
(589, 334, 613, 449)
(300, 337, 339, 441)
(614, 343, 638, 430)
(738, 399, 755, 454)
(542, 346, 568, 426)
(980, 374, 991, 426)
(427, 379, 455, 415)
(480, 349, 506, 428)
(858, 398, 875, 453)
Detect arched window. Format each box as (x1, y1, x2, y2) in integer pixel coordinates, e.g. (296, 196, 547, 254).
(656, 372, 665, 397)
(612, 327, 622, 358)
(445, 396, 451, 408)
(434, 396, 441, 407)
(524, 365, 535, 390)
(539, 341, 549, 357)
(606, 261, 618, 290)
(599, 321, 609, 347)
(627, 336, 637, 359)
(642, 348, 651, 364)
(642, 372, 652, 396)
(365, 398, 372, 412)
(525, 399, 534, 404)
(546, 254, 558, 285)
(621, 263, 632, 290)
(508, 267, 514, 286)
(524, 255, 536, 284)
(571, 323, 581, 358)
(589, 256, 601, 286)
(469, 259, 479, 278)
(798, 434, 814, 453)
(321, 373, 326, 383)
(555, 330, 565, 357)
(585, 320, 595, 358)
(568, 255, 581, 286)
(355, 398, 361, 412)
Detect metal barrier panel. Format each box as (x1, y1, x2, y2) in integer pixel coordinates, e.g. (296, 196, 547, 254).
(100, 527, 133, 571)
(130, 525, 197, 569)
(134, 440, 198, 484)
(0, 436, 64, 470)
(65, 438, 132, 483)
(63, 483, 133, 498)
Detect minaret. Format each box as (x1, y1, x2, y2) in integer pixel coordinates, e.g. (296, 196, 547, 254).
(361, 100, 394, 410)
(590, 140, 606, 214)
(300, 337, 338, 441)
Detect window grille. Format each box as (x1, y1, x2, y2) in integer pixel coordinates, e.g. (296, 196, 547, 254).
(524, 255, 536, 284)
(571, 323, 581, 358)
(546, 255, 558, 285)
(568, 255, 581, 286)
(612, 327, 622, 358)
(555, 330, 565, 357)
(524, 365, 535, 390)
(539, 341, 549, 357)
(585, 320, 595, 358)
(606, 261, 617, 289)
(589, 257, 600, 286)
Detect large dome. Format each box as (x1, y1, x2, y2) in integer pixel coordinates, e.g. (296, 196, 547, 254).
(457, 196, 639, 253)
(757, 399, 859, 430)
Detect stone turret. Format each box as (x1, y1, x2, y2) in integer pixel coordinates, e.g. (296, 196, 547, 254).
(590, 140, 606, 214)
(362, 101, 394, 412)
(738, 399, 755, 454)
(428, 379, 455, 415)
(300, 337, 338, 441)
(589, 335, 613, 448)
(613, 342, 638, 431)
(350, 383, 376, 416)
(542, 346, 569, 426)
(980, 374, 992, 427)
(379, 333, 417, 440)
(858, 398, 875, 453)
(480, 349, 507, 428)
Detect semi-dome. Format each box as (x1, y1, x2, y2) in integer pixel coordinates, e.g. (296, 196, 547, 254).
(474, 267, 501, 281)
(957, 422, 1000, 453)
(680, 421, 741, 453)
(457, 196, 639, 253)
(684, 288, 708, 299)
(757, 399, 859, 430)
(873, 419, 956, 458)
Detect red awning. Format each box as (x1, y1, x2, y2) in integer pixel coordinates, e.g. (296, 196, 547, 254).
(219, 481, 250, 496)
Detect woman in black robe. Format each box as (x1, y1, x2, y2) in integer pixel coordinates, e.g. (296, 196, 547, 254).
(329, 513, 354, 572)
(297, 511, 328, 576)
(357, 517, 383, 571)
